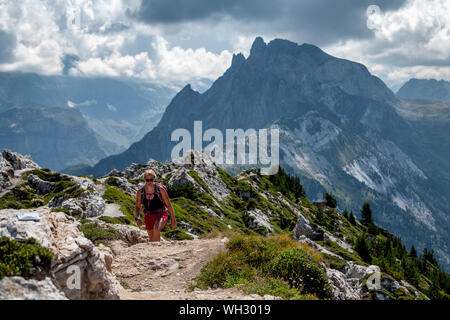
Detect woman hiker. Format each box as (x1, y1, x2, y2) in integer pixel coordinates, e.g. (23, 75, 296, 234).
(134, 169, 177, 241)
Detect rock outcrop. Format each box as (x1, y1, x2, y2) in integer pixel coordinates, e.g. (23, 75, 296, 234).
(169, 167, 197, 188)
(95, 220, 149, 246)
(293, 214, 324, 241)
(27, 174, 55, 195)
(0, 208, 120, 300)
(107, 150, 231, 205)
(2, 149, 40, 171)
(59, 191, 106, 218)
(0, 277, 68, 300)
(1, 150, 40, 193)
(48, 176, 106, 218)
(326, 268, 360, 300)
(244, 208, 274, 232)
(324, 261, 419, 300)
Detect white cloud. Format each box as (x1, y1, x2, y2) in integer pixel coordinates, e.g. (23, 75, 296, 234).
(0, 0, 234, 88)
(152, 36, 232, 83)
(0, 0, 448, 91)
(324, 0, 450, 90)
(67, 99, 97, 108)
(107, 103, 117, 111)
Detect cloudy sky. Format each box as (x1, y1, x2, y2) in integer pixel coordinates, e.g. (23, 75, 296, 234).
(0, 0, 448, 91)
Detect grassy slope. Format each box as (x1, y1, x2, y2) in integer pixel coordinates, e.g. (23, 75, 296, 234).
(1, 164, 448, 300)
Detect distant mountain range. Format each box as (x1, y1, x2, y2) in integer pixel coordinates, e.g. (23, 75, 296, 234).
(73, 37, 450, 271)
(0, 72, 176, 156)
(0, 106, 105, 170)
(397, 78, 450, 102)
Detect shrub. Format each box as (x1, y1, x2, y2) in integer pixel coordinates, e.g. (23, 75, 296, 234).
(195, 251, 255, 289)
(0, 237, 54, 279)
(239, 276, 318, 300)
(194, 235, 327, 300)
(246, 198, 258, 210)
(266, 248, 332, 299)
(78, 223, 119, 245)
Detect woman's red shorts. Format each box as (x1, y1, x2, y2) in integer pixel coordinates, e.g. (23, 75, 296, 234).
(144, 210, 168, 230)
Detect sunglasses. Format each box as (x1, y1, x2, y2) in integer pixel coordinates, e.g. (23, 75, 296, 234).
(145, 178, 155, 182)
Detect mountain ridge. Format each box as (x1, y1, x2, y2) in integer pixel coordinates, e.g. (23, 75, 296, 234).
(0, 106, 106, 170)
(69, 37, 450, 271)
(397, 78, 450, 102)
(0, 71, 176, 156)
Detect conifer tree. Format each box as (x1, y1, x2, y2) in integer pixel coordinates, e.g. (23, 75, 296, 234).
(343, 210, 349, 220)
(324, 192, 337, 208)
(410, 245, 417, 258)
(349, 211, 357, 225)
(355, 233, 371, 263)
(361, 202, 373, 226)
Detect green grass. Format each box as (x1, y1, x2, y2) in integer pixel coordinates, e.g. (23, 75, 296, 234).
(99, 216, 131, 225)
(193, 234, 329, 299)
(78, 223, 120, 245)
(216, 166, 237, 189)
(0, 169, 85, 211)
(50, 207, 71, 215)
(0, 237, 54, 279)
(102, 184, 139, 224)
(171, 198, 229, 235)
(318, 239, 366, 266)
(0, 184, 38, 210)
(189, 171, 211, 194)
(233, 276, 318, 300)
(162, 228, 194, 241)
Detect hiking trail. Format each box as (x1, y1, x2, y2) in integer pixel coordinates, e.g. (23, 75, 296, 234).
(110, 237, 280, 300)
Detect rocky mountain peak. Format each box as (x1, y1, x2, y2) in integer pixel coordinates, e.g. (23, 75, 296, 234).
(250, 36, 267, 57)
(172, 83, 199, 101)
(231, 53, 246, 69)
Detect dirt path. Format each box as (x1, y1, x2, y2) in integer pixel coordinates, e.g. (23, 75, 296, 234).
(110, 238, 280, 300)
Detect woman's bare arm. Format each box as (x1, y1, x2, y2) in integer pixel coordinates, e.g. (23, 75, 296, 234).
(160, 188, 177, 228)
(135, 189, 142, 219)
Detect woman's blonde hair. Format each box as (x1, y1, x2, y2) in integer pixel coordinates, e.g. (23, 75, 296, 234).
(143, 169, 157, 180)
